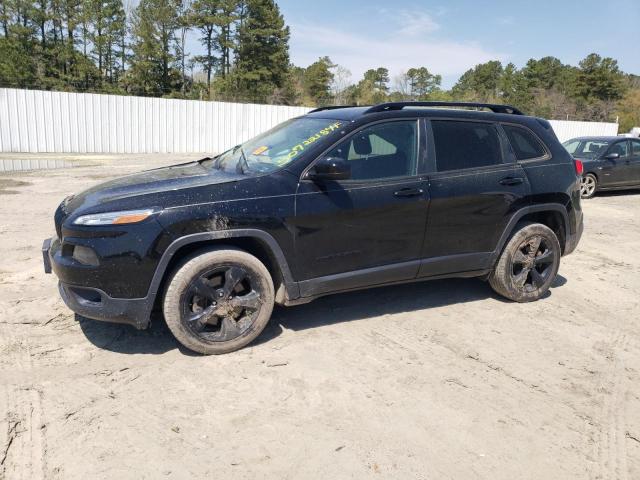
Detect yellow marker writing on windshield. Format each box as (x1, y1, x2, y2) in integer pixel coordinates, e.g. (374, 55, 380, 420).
(286, 121, 342, 161)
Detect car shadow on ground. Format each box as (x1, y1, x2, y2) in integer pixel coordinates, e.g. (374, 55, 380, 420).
(594, 189, 640, 198)
(78, 314, 196, 356)
(79, 274, 567, 356)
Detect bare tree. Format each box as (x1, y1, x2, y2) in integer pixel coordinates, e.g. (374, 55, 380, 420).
(331, 65, 352, 105)
(393, 71, 411, 100)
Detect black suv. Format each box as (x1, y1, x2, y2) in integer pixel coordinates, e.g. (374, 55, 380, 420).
(43, 101, 584, 354)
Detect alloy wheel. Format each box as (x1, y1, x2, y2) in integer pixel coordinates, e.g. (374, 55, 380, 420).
(180, 265, 262, 342)
(580, 175, 596, 198)
(511, 235, 556, 293)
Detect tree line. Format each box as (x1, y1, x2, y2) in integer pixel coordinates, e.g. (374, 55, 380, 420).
(0, 0, 638, 131)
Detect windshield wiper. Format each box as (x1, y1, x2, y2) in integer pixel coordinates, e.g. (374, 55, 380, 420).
(236, 146, 250, 175)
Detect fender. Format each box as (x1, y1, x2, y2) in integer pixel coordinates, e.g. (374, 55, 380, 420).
(145, 229, 300, 309)
(489, 203, 569, 264)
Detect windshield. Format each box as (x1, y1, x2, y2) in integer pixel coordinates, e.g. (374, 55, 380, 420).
(206, 117, 344, 175)
(563, 139, 611, 159)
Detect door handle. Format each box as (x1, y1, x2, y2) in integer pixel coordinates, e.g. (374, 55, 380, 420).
(499, 177, 524, 186)
(394, 188, 424, 198)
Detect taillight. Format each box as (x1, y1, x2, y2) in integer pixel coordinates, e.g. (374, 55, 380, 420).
(574, 159, 584, 176)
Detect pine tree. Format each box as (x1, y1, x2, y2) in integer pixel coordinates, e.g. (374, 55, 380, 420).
(216, 0, 238, 77)
(406, 67, 441, 99)
(176, 0, 191, 94)
(191, 0, 222, 93)
(574, 53, 626, 102)
(499, 63, 532, 110)
(302, 56, 334, 105)
(0, 0, 40, 88)
(125, 0, 182, 96)
(232, 0, 289, 103)
(452, 61, 504, 101)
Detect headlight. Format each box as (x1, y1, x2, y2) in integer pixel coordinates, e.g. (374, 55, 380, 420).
(73, 209, 156, 226)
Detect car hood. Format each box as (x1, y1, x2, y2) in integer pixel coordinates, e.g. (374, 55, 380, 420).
(64, 159, 245, 213)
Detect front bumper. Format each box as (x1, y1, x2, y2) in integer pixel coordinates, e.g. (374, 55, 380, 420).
(43, 237, 152, 329)
(58, 282, 151, 329)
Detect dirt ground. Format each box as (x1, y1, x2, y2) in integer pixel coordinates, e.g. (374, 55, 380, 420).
(1, 154, 639, 480)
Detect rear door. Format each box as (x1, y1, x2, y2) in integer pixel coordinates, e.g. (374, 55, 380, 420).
(419, 119, 531, 277)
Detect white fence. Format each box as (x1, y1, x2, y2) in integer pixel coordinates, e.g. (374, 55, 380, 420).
(0, 88, 310, 154)
(0, 157, 72, 172)
(549, 119, 618, 142)
(0, 88, 618, 154)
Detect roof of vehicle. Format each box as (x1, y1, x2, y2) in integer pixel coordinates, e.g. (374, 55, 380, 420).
(564, 136, 624, 142)
(306, 106, 370, 121)
(304, 101, 535, 123)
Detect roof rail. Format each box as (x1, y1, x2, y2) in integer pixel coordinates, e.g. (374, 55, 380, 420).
(364, 101, 524, 116)
(307, 105, 357, 114)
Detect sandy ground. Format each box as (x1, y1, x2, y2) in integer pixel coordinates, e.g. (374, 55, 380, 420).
(0, 154, 639, 480)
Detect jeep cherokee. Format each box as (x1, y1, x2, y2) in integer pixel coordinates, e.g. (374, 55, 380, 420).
(43, 101, 584, 354)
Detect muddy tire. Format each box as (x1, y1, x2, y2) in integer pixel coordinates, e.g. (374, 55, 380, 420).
(489, 222, 561, 303)
(163, 247, 274, 355)
(580, 173, 597, 199)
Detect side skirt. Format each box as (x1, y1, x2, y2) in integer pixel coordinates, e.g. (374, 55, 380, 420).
(290, 255, 492, 306)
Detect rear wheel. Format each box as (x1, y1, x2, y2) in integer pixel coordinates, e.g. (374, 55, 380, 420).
(489, 223, 561, 302)
(163, 248, 274, 355)
(580, 173, 597, 199)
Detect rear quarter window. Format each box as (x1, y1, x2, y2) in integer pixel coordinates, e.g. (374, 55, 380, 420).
(502, 124, 547, 160)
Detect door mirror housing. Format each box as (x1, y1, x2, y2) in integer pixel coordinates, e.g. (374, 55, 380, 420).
(604, 152, 620, 160)
(307, 157, 351, 181)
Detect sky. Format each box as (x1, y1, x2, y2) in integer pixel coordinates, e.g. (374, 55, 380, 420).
(275, 0, 640, 88)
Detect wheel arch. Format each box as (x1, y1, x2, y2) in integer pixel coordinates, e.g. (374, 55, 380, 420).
(491, 204, 569, 264)
(148, 230, 299, 312)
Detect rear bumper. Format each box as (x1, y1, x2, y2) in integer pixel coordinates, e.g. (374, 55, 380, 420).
(43, 237, 152, 329)
(564, 213, 584, 256)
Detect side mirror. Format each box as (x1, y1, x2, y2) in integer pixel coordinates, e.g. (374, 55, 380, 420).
(604, 152, 620, 160)
(307, 157, 351, 181)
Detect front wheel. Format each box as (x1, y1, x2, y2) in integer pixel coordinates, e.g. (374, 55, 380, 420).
(580, 173, 597, 199)
(163, 248, 274, 355)
(489, 223, 561, 303)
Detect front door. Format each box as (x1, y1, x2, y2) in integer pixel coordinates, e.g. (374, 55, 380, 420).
(293, 120, 429, 295)
(628, 139, 640, 185)
(601, 140, 633, 187)
(420, 119, 531, 277)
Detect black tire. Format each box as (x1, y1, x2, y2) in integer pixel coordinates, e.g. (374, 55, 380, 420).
(580, 173, 597, 199)
(489, 222, 561, 303)
(163, 247, 274, 355)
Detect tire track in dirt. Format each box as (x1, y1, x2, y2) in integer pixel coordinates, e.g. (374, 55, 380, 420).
(0, 325, 47, 480)
(593, 331, 631, 480)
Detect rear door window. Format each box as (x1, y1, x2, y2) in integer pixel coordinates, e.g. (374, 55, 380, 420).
(431, 120, 503, 172)
(502, 124, 547, 160)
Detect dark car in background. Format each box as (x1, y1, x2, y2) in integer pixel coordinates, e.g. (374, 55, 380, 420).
(563, 136, 640, 198)
(43, 101, 584, 355)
